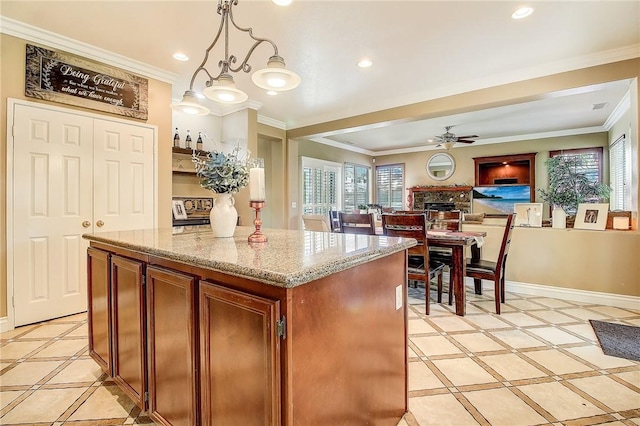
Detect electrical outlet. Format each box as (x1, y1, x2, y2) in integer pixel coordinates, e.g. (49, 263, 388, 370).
(395, 285, 403, 310)
(291, 202, 297, 209)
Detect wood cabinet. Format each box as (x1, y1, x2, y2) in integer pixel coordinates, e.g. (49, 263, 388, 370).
(87, 247, 112, 375)
(147, 266, 198, 426)
(473, 153, 536, 193)
(111, 255, 147, 410)
(199, 282, 281, 426)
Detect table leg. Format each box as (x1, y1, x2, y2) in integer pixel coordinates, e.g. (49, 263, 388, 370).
(451, 246, 466, 316)
(471, 244, 482, 294)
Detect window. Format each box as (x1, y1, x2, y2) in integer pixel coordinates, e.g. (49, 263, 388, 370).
(376, 164, 404, 210)
(343, 163, 370, 212)
(549, 147, 603, 183)
(301, 157, 341, 215)
(609, 134, 629, 210)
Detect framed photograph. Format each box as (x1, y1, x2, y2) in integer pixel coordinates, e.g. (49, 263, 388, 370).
(513, 203, 543, 227)
(574, 203, 609, 230)
(172, 200, 188, 220)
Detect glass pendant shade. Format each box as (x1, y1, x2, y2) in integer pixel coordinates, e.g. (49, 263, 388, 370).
(170, 90, 210, 115)
(252, 56, 301, 91)
(203, 74, 249, 104)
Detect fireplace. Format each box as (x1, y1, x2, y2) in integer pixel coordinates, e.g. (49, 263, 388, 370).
(425, 202, 456, 211)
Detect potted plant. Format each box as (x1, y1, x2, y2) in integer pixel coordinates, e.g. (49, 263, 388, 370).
(538, 156, 610, 228)
(358, 204, 368, 213)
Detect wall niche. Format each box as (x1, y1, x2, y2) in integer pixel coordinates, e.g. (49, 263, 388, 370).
(473, 153, 536, 188)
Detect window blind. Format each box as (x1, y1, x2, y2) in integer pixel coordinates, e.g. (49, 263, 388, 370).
(376, 164, 404, 210)
(609, 135, 627, 210)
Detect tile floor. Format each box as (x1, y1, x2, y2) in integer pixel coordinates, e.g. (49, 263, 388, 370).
(1, 286, 639, 425)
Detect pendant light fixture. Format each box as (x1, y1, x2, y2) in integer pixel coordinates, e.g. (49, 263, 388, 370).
(171, 0, 301, 115)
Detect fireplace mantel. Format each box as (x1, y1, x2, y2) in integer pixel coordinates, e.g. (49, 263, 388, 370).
(407, 185, 473, 212)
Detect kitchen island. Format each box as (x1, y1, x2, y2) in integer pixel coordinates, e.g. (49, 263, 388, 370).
(84, 226, 415, 426)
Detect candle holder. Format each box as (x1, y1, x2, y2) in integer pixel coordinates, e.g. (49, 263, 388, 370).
(248, 200, 268, 243)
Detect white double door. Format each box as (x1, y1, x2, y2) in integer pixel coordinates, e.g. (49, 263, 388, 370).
(11, 102, 155, 326)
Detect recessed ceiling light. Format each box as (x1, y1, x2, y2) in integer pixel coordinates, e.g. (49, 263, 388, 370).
(512, 7, 534, 19)
(357, 58, 372, 68)
(272, 0, 292, 5)
(173, 52, 189, 61)
(267, 91, 278, 96)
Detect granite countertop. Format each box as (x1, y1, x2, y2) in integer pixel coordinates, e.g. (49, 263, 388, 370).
(83, 226, 416, 288)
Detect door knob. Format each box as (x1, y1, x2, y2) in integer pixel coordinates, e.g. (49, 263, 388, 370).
(82, 221, 91, 228)
(96, 220, 104, 227)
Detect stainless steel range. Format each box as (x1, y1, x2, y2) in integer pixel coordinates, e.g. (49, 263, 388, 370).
(172, 196, 213, 226)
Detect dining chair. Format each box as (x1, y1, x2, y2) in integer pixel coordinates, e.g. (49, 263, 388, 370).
(381, 213, 445, 315)
(427, 209, 462, 231)
(338, 212, 376, 235)
(463, 213, 516, 314)
(328, 210, 341, 232)
(302, 214, 332, 232)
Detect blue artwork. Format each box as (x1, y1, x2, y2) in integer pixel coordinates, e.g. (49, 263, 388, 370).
(472, 185, 531, 214)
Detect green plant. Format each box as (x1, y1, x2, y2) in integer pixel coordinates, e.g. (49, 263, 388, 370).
(358, 204, 368, 210)
(538, 156, 610, 214)
(191, 146, 249, 194)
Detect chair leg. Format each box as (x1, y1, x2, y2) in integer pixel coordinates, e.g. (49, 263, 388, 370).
(448, 273, 454, 306)
(437, 274, 443, 303)
(500, 274, 506, 303)
(494, 278, 501, 314)
(425, 282, 430, 316)
(474, 278, 482, 295)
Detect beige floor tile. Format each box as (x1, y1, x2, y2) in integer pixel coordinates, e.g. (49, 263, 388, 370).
(408, 346, 418, 358)
(32, 338, 88, 358)
(0, 390, 24, 410)
(409, 393, 480, 426)
(565, 345, 638, 369)
(631, 418, 640, 425)
(561, 308, 610, 321)
(20, 323, 77, 339)
(450, 332, 506, 353)
(66, 323, 89, 338)
(479, 353, 547, 381)
(397, 418, 409, 426)
(471, 300, 517, 313)
(0, 324, 39, 340)
(526, 326, 586, 345)
(463, 314, 512, 330)
(529, 310, 581, 325)
(432, 357, 498, 386)
(531, 298, 577, 309)
(517, 381, 605, 420)
(569, 375, 640, 411)
(505, 299, 546, 311)
(499, 312, 546, 327)
(0, 361, 12, 370)
(68, 385, 135, 420)
(490, 329, 546, 349)
(1, 387, 86, 423)
(427, 315, 477, 332)
(560, 324, 598, 342)
(0, 340, 47, 360)
(48, 312, 87, 323)
(626, 318, 640, 326)
(464, 387, 548, 426)
(408, 361, 445, 391)
(411, 335, 463, 357)
(0, 360, 64, 386)
(408, 319, 437, 335)
(523, 349, 592, 375)
(614, 370, 640, 388)
(587, 305, 639, 318)
(47, 359, 103, 384)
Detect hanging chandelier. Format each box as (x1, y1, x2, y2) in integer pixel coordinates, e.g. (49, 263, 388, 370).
(171, 0, 301, 115)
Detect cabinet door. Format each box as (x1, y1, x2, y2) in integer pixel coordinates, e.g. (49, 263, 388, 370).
(199, 282, 281, 426)
(111, 255, 146, 409)
(87, 247, 111, 375)
(147, 266, 197, 426)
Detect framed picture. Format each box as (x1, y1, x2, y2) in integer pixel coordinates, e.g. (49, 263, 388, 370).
(172, 200, 188, 220)
(513, 203, 543, 227)
(574, 203, 609, 230)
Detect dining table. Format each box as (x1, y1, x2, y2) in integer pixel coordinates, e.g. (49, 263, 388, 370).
(426, 230, 486, 316)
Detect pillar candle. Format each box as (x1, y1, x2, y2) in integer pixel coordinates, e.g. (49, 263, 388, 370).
(249, 160, 265, 201)
(613, 216, 629, 230)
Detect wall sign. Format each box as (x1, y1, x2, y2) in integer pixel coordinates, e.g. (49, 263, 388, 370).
(25, 44, 148, 120)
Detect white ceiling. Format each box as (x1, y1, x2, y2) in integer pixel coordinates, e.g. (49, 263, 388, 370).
(1, 1, 639, 153)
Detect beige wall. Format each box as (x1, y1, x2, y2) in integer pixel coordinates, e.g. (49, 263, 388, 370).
(1, 34, 173, 318)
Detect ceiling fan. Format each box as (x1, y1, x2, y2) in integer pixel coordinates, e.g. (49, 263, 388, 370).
(429, 126, 479, 150)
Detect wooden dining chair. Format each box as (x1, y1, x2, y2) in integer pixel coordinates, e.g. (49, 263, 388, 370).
(464, 213, 516, 314)
(301, 214, 332, 232)
(338, 212, 376, 235)
(381, 213, 445, 315)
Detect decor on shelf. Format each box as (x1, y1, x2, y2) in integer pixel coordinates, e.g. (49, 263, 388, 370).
(248, 158, 268, 243)
(192, 145, 249, 237)
(513, 203, 543, 227)
(171, 0, 301, 115)
(573, 203, 609, 230)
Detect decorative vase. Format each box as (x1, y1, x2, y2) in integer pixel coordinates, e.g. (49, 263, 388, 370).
(210, 193, 238, 238)
(552, 205, 567, 229)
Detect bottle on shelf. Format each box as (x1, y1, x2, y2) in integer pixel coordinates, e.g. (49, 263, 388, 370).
(185, 130, 192, 149)
(196, 132, 203, 151)
(173, 128, 180, 148)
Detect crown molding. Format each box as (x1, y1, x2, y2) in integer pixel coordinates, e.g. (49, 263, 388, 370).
(603, 90, 631, 131)
(258, 115, 287, 130)
(0, 16, 177, 84)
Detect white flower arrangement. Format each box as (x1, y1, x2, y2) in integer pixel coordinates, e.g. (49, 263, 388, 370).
(191, 142, 250, 194)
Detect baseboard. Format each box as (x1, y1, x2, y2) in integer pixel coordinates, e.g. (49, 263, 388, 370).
(0, 316, 12, 333)
(502, 279, 640, 310)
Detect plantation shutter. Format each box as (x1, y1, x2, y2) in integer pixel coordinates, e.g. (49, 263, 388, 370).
(609, 135, 627, 210)
(302, 157, 340, 215)
(376, 164, 404, 210)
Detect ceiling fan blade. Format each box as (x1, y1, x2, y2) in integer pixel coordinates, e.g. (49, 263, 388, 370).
(457, 139, 476, 144)
(456, 135, 479, 139)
